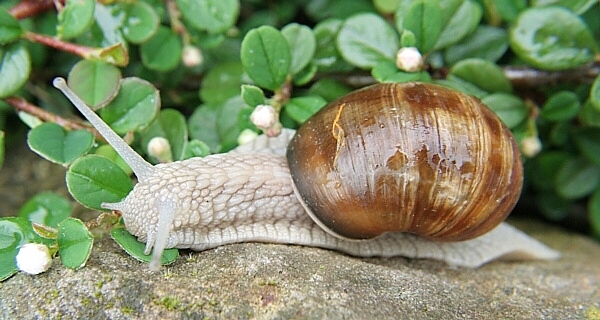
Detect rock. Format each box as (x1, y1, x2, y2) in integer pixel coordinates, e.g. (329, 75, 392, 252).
(0, 219, 598, 319)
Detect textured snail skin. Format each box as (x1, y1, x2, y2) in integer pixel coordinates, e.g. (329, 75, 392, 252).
(287, 82, 523, 241)
(53, 78, 559, 270)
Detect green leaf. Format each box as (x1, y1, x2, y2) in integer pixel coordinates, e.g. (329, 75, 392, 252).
(532, 0, 597, 15)
(57, 0, 95, 40)
(99, 77, 160, 134)
(588, 188, 600, 239)
(579, 100, 600, 128)
(0, 43, 31, 99)
(444, 26, 508, 65)
(241, 26, 291, 90)
(0, 7, 23, 44)
(120, 1, 160, 44)
(336, 13, 399, 69)
(140, 109, 188, 162)
(27, 123, 94, 165)
(0, 131, 4, 170)
(535, 191, 572, 221)
(0, 217, 54, 281)
(66, 155, 133, 210)
(481, 93, 528, 128)
(528, 151, 570, 191)
(183, 139, 211, 159)
(308, 79, 351, 102)
(18, 192, 72, 228)
(555, 157, 600, 200)
(509, 6, 598, 71)
(573, 128, 600, 167)
(241, 85, 265, 107)
(140, 26, 182, 72)
(176, 0, 239, 34)
(292, 62, 318, 85)
(199, 61, 245, 105)
(434, 0, 482, 50)
(285, 96, 328, 123)
(67, 60, 121, 109)
(282, 23, 317, 75)
(450, 58, 512, 93)
(57, 218, 93, 270)
(590, 75, 600, 111)
(541, 91, 581, 121)
(313, 18, 353, 73)
(111, 227, 178, 265)
(188, 104, 220, 152)
(94, 144, 132, 176)
(403, 0, 443, 53)
(372, 60, 432, 83)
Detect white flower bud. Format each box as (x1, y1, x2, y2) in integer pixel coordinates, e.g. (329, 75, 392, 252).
(521, 136, 542, 158)
(250, 104, 277, 130)
(182, 45, 203, 67)
(147, 137, 173, 163)
(396, 47, 423, 72)
(237, 128, 259, 145)
(16, 243, 52, 275)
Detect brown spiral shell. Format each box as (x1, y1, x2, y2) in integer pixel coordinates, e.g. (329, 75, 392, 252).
(286, 82, 523, 241)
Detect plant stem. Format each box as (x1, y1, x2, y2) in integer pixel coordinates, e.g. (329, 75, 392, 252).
(22, 31, 94, 59)
(4, 96, 104, 141)
(9, 0, 59, 20)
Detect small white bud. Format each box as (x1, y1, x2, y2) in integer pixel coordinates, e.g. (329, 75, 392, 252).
(521, 136, 542, 158)
(147, 137, 173, 163)
(237, 128, 259, 145)
(250, 104, 277, 130)
(396, 47, 423, 72)
(16, 243, 52, 275)
(182, 45, 203, 67)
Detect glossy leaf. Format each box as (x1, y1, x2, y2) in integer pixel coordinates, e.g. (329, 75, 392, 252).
(120, 2, 160, 44)
(590, 75, 600, 111)
(434, 0, 482, 50)
(285, 96, 327, 123)
(57, 0, 95, 40)
(532, 0, 597, 14)
(100, 77, 160, 134)
(336, 13, 399, 69)
(111, 227, 178, 265)
(188, 104, 220, 152)
(57, 218, 93, 270)
(67, 60, 121, 109)
(313, 18, 352, 72)
(555, 158, 600, 200)
(27, 123, 94, 165)
(509, 6, 598, 71)
(18, 192, 72, 228)
(308, 79, 351, 102)
(588, 189, 600, 239)
(183, 140, 211, 159)
(66, 155, 133, 210)
(241, 26, 291, 90)
(528, 151, 570, 191)
(199, 61, 245, 105)
(94, 144, 132, 176)
(0, 7, 23, 44)
(573, 128, 600, 167)
(0, 131, 4, 170)
(444, 26, 508, 65)
(0, 43, 31, 99)
(282, 23, 317, 75)
(140, 26, 182, 71)
(140, 109, 188, 162)
(176, 0, 239, 34)
(241, 85, 266, 107)
(0, 217, 54, 281)
(541, 91, 581, 121)
(403, 0, 443, 53)
(481, 93, 527, 128)
(450, 58, 512, 93)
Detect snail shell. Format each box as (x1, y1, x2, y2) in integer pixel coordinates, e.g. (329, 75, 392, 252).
(287, 82, 523, 241)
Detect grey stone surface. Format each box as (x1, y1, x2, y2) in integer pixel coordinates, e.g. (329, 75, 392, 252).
(0, 219, 598, 319)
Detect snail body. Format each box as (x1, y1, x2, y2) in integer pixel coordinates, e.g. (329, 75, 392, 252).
(53, 78, 559, 270)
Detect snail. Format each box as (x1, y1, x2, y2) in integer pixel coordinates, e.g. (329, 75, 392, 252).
(52, 78, 559, 270)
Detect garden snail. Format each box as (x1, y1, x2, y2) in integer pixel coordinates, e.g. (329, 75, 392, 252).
(53, 78, 559, 270)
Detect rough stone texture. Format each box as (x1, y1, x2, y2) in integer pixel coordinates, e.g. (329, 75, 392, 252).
(0, 218, 598, 319)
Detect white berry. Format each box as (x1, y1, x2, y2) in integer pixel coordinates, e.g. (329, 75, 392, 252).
(16, 243, 52, 275)
(396, 47, 423, 72)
